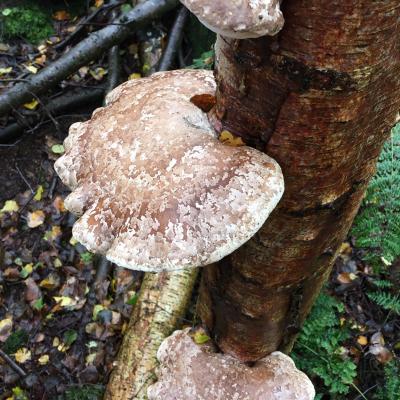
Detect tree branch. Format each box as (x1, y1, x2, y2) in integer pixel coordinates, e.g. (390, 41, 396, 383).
(0, 0, 178, 118)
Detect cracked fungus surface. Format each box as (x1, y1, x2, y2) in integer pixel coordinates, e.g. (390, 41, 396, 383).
(180, 0, 284, 38)
(147, 329, 315, 400)
(54, 69, 284, 272)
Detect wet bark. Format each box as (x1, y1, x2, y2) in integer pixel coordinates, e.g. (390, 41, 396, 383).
(198, 0, 400, 362)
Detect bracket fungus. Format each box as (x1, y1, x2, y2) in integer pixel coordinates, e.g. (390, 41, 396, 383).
(180, 0, 284, 39)
(54, 69, 284, 272)
(148, 328, 315, 400)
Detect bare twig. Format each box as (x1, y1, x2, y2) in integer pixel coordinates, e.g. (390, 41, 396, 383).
(158, 7, 189, 72)
(0, 348, 27, 378)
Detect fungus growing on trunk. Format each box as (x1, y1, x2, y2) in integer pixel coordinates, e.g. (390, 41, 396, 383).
(180, 0, 284, 38)
(54, 70, 284, 271)
(148, 329, 315, 400)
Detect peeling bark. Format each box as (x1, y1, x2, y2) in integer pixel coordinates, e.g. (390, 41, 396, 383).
(198, 0, 400, 362)
(104, 269, 198, 400)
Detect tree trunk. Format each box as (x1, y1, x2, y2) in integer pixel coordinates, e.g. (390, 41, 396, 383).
(104, 269, 198, 400)
(198, 0, 400, 362)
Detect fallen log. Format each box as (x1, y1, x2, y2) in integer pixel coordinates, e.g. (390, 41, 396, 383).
(0, 0, 178, 119)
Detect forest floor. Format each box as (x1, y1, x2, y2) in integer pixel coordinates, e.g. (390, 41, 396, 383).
(0, 1, 399, 400)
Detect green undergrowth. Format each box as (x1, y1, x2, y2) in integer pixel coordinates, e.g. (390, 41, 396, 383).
(62, 384, 104, 400)
(352, 123, 400, 271)
(0, 4, 53, 44)
(292, 293, 357, 398)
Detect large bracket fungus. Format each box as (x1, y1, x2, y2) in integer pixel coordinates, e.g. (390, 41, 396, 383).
(54, 70, 284, 272)
(180, 0, 284, 39)
(148, 329, 315, 400)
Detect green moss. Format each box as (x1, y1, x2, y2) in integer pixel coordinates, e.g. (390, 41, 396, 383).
(63, 385, 104, 400)
(1, 5, 53, 44)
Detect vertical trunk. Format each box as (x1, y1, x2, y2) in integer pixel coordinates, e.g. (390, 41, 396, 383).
(198, 0, 400, 362)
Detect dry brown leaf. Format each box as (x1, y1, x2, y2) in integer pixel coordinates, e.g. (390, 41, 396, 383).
(53, 10, 70, 21)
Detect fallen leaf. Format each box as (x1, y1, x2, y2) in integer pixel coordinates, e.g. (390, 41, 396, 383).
(90, 67, 108, 81)
(53, 296, 75, 307)
(51, 144, 65, 154)
(53, 196, 66, 212)
(40, 272, 61, 290)
(14, 348, 31, 364)
(95, 0, 104, 7)
(219, 130, 245, 147)
(25, 65, 38, 74)
(25, 278, 42, 304)
(337, 272, 358, 284)
(20, 263, 33, 279)
(0, 67, 12, 76)
(38, 354, 49, 365)
(27, 210, 45, 228)
(1, 200, 19, 213)
(129, 72, 141, 80)
(53, 10, 70, 21)
(0, 317, 13, 342)
(43, 225, 62, 241)
(357, 335, 368, 346)
(34, 54, 46, 66)
(34, 185, 44, 201)
(23, 99, 39, 110)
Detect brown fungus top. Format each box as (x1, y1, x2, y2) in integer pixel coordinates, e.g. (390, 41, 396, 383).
(180, 0, 284, 39)
(147, 328, 315, 400)
(55, 70, 283, 272)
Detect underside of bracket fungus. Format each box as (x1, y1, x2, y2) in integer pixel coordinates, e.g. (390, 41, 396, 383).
(54, 70, 284, 272)
(180, 0, 284, 39)
(147, 329, 315, 400)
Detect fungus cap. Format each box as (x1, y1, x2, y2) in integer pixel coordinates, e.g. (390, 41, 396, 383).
(147, 328, 315, 400)
(180, 0, 284, 39)
(54, 70, 284, 272)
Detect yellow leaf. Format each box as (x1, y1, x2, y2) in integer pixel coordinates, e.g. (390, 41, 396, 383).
(0, 67, 12, 76)
(25, 65, 38, 74)
(38, 354, 49, 365)
(53, 337, 60, 347)
(129, 73, 142, 80)
(27, 210, 45, 228)
(219, 130, 245, 147)
(34, 185, 44, 201)
(53, 296, 75, 307)
(69, 237, 78, 246)
(54, 258, 63, 268)
(90, 67, 107, 81)
(14, 348, 31, 364)
(193, 330, 211, 345)
(357, 336, 368, 346)
(23, 99, 39, 110)
(95, 0, 104, 7)
(1, 200, 19, 213)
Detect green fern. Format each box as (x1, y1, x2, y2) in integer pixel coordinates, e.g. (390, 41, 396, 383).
(374, 360, 400, 400)
(292, 292, 357, 397)
(351, 124, 400, 270)
(367, 291, 400, 314)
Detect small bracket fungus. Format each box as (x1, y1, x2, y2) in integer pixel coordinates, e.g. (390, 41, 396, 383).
(180, 0, 284, 39)
(55, 70, 283, 271)
(147, 328, 315, 400)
